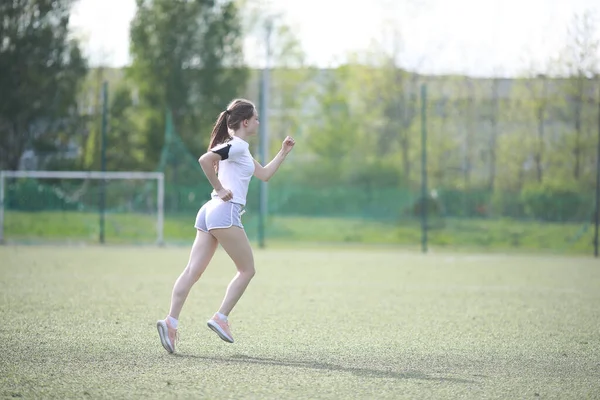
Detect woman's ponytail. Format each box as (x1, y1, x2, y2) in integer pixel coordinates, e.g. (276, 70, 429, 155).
(207, 111, 231, 151)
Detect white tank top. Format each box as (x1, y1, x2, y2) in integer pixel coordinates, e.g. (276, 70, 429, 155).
(210, 136, 255, 206)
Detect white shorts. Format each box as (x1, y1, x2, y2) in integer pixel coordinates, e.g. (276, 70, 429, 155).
(194, 198, 245, 232)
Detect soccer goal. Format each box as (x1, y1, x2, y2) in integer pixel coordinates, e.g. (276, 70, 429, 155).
(0, 170, 165, 245)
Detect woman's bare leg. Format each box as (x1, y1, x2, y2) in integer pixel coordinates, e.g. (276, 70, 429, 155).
(205, 226, 255, 343)
(168, 229, 219, 319)
(209, 226, 255, 316)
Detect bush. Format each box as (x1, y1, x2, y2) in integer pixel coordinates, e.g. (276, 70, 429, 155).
(6, 179, 79, 211)
(520, 182, 591, 222)
(437, 188, 491, 218)
(491, 190, 526, 219)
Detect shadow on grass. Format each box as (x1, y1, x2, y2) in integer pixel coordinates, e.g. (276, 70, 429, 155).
(174, 353, 477, 384)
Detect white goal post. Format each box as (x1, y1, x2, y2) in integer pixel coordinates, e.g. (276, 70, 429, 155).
(0, 170, 165, 245)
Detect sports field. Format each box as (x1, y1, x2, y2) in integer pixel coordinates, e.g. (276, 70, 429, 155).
(1, 245, 599, 399)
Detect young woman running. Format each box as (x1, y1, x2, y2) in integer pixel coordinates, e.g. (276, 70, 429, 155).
(157, 98, 295, 353)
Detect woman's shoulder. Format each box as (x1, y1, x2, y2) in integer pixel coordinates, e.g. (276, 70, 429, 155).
(229, 136, 250, 152)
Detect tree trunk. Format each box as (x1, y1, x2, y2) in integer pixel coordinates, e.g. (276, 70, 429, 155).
(574, 95, 582, 180)
(535, 106, 544, 182)
(464, 80, 475, 187)
(573, 77, 584, 180)
(400, 136, 410, 183)
(488, 79, 499, 190)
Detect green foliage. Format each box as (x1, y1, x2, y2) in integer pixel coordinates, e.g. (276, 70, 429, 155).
(437, 189, 491, 218)
(2, 1, 598, 254)
(344, 159, 403, 188)
(128, 0, 249, 172)
(490, 190, 526, 218)
(105, 83, 140, 171)
(4, 180, 78, 212)
(305, 67, 358, 158)
(520, 181, 592, 222)
(0, 0, 87, 170)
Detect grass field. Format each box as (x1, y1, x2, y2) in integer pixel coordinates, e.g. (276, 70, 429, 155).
(1, 245, 599, 399)
(4, 210, 596, 254)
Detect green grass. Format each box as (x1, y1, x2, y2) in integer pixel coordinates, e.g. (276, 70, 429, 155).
(1, 245, 599, 399)
(4, 210, 595, 254)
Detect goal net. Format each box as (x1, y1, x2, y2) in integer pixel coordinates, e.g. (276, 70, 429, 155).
(0, 171, 164, 245)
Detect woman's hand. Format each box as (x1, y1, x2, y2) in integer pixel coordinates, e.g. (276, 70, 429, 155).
(216, 188, 233, 202)
(281, 136, 296, 155)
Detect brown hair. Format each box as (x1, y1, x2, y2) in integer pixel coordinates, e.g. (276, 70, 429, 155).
(207, 98, 256, 151)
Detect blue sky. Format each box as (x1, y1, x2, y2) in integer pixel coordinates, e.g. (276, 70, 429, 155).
(70, 0, 599, 77)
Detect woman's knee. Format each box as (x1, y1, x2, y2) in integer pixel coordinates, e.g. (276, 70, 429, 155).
(182, 264, 203, 283)
(239, 264, 255, 279)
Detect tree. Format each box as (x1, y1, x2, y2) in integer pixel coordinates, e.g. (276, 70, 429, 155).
(0, 0, 87, 170)
(106, 82, 140, 171)
(515, 50, 558, 185)
(527, 75, 549, 183)
(460, 77, 477, 188)
(76, 66, 129, 171)
(302, 65, 366, 185)
(342, 41, 423, 186)
(487, 78, 500, 190)
(236, 0, 315, 161)
(558, 10, 599, 182)
(267, 23, 314, 150)
(128, 0, 248, 171)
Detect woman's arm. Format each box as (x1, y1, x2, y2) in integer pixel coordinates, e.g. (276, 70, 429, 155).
(253, 136, 296, 182)
(198, 152, 233, 201)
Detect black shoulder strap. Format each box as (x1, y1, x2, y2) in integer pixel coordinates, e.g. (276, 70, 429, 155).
(211, 143, 232, 160)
